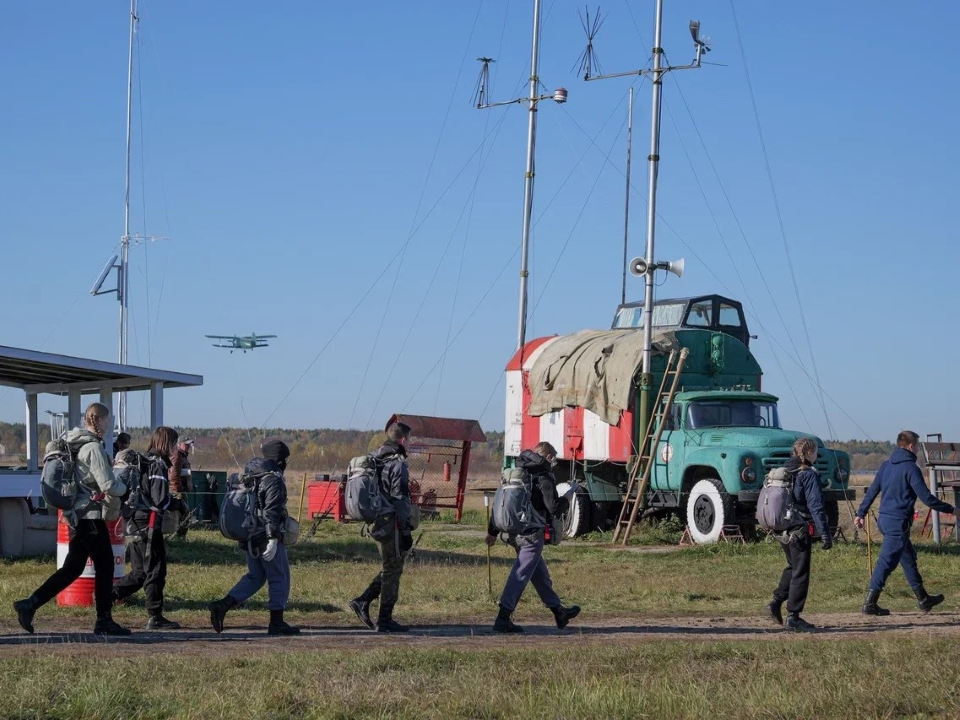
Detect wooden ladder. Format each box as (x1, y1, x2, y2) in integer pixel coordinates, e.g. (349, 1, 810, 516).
(612, 347, 689, 545)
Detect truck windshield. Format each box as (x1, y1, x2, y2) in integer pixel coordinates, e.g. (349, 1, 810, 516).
(686, 400, 780, 429)
(613, 302, 686, 329)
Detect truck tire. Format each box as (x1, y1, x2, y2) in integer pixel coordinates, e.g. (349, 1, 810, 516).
(685, 478, 733, 544)
(556, 483, 590, 538)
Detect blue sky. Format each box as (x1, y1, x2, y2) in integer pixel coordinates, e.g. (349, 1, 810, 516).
(1, 0, 958, 441)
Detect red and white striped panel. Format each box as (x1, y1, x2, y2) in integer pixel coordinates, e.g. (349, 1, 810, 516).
(504, 337, 635, 462)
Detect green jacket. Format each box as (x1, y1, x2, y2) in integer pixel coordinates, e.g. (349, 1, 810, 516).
(65, 428, 127, 521)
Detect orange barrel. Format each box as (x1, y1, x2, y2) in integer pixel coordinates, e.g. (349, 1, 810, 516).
(56, 512, 127, 607)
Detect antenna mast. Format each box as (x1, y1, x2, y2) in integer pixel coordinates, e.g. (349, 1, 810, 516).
(119, 0, 138, 430)
(579, 1, 710, 444)
(475, 0, 568, 351)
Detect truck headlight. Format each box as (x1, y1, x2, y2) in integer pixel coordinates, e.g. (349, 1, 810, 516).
(835, 467, 849, 483)
(741, 466, 757, 483)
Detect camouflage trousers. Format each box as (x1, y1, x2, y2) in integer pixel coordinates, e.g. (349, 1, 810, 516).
(360, 537, 408, 614)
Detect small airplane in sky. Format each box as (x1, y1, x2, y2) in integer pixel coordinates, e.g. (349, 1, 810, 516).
(205, 333, 277, 353)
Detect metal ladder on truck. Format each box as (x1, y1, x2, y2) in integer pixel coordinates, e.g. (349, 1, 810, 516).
(612, 347, 689, 545)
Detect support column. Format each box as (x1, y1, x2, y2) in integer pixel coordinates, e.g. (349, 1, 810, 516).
(100, 388, 114, 458)
(26, 393, 39, 472)
(68, 390, 82, 430)
(149, 381, 163, 429)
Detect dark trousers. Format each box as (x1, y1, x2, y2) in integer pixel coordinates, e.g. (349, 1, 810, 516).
(360, 538, 407, 618)
(773, 534, 812, 614)
(114, 530, 167, 615)
(228, 543, 291, 611)
(33, 519, 115, 619)
(499, 533, 561, 613)
(870, 515, 923, 592)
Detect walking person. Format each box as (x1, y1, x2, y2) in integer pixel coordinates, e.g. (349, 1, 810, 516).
(856, 430, 960, 616)
(169, 437, 194, 539)
(765, 437, 833, 633)
(349, 421, 416, 633)
(13, 403, 131, 636)
(208, 438, 299, 636)
(485, 441, 580, 634)
(112, 426, 186, 630)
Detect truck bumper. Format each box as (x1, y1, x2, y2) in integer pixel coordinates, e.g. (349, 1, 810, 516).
(736, 488, 856, 503)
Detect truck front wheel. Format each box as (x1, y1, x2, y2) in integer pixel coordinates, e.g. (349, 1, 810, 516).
(685, 478, 733, 544)
(556, 483, 590, 538)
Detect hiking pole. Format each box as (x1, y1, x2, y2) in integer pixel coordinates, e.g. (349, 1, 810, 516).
(484, 492, 492, 597)
(866, 513, 873, 578)
(297, 473, 307, 527)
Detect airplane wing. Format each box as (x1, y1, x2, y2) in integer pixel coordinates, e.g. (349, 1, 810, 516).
(255, 335, 277, 339)
(205, 335, 235, 340)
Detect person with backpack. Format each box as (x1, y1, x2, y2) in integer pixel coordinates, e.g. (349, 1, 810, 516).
(13, 403, 131, 636)
(349, 421, 415, 633)
(764, 437, 832, 633)
(855, 430, 960, 616)
(112, 432, 131, 459)
(484, 441, 580, 634)
(112, 427, 186, 630)
(208, 438, 300, 636)
(169, 437, 193, 539)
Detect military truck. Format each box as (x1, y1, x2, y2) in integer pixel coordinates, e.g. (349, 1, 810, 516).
(503, 294, 853, 543)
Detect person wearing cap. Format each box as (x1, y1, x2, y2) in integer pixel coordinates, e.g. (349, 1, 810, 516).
(349, 421, 415, 633)
(208, 438, 299, 636)
(169, 437, 194, 539)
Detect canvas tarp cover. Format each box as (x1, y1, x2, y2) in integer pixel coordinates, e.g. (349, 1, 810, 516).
(527, 329, 678, 426)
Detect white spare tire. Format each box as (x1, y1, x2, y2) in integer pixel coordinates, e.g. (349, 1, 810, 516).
(685, 478, 732, 544)
(556, 482, 590, 539)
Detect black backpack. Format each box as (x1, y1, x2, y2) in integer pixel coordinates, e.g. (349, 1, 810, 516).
(117, 451, 153, 521)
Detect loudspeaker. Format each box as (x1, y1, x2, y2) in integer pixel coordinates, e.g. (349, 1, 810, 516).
(629, 257, 648, 276)
(665, 258, 684, 278)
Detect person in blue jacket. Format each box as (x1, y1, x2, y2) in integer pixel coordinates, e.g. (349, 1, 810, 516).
(765, 437, 832, 633)
(856, 430, 960, 616)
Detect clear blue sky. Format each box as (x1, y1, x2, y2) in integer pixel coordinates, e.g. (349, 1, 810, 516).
(1, 0, 958, 441)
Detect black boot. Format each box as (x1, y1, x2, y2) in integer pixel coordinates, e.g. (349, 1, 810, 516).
(146, 614, 181, 630)
(93, 617, 132, 636)
(209, 595, 239, 634)
(766, 598, 784, 626)
(376, 604, 408, 633)
(493, 606, 523, 634)
(913, 585, 945, 614)
(550, 604, 581, 629)
(349, 597, 375, 630)
(862, 589, 890, 616)
(268, 609, 301, 636)
(13, 595, 39, 634)
(783, 613, 816, 633)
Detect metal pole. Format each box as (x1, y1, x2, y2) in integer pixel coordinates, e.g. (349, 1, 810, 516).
(484, 492, 493, 597)
(866, 513, 873, 578)
(638, 0, 665, 448)
(119, 0, 138, 431)
(930, 465, 941, 545)
(516, 0, 543, 351)
(621, 87, 634, 306)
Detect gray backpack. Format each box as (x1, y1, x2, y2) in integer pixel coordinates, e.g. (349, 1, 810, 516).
(492, 467, 545, 535)
(756, 466, 799, 532)
(40, 436, 98, 513)
(345, 455, 395, 523)
(219, 472, 267, 547)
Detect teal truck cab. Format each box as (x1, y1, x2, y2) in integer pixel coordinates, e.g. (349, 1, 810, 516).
(503, 294, 853, 543)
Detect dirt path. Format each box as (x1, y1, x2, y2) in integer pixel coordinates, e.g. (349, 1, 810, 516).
(1, 612, 957, 658)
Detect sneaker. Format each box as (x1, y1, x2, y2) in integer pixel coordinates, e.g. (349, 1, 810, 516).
(13, 598, 37, 635)
(146, 615, 181, 630)
(766, 600, 784, 626)
(377, 617, 409, 633)
(268, 620, 301, 636)
(783, 613, 816, 633)
(93, 619, 132, 636)
(349, 598, 375, 630)
(551, 604, 581, 629)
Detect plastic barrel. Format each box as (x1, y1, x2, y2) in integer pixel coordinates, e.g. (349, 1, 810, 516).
(55, 511, 127, 607)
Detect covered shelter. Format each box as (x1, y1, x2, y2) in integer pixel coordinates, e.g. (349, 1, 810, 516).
(0, 345, 202, 556)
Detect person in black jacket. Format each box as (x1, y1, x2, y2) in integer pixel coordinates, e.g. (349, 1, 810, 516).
(855, 430, 960, 616)
(208, 438, 299, 636)
(112, 426, 185, 630)
(485, 442, 581, 633)
(349, 422, 415, 633)
(765, 437, 832, 633)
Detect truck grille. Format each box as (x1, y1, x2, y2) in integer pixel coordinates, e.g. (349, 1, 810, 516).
(763, 452, 830, 475)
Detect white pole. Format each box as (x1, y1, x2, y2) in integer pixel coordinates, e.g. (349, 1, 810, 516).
(119, 0, 138, 431)
(517, 0, 543, 351)
(621, 86, 634, 306)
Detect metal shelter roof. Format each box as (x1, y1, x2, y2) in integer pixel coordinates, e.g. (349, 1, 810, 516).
(385, 414, 486, 443)
(0, 345, 202, 394)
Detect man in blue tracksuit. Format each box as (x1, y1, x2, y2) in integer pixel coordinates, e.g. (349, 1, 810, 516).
(856, 430, 960, 615)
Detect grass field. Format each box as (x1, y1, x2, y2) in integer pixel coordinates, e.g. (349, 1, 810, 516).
(2, 475, 960, 718)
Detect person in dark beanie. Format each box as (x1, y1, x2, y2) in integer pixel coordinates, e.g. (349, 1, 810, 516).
(112, 432, 131, 459)
(349, 421, 415, 633)
(856, 430, 960, 616)
(765, 437, 832, 633)
(485, 441, 580, 634)
(208, 438, 299, 635)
